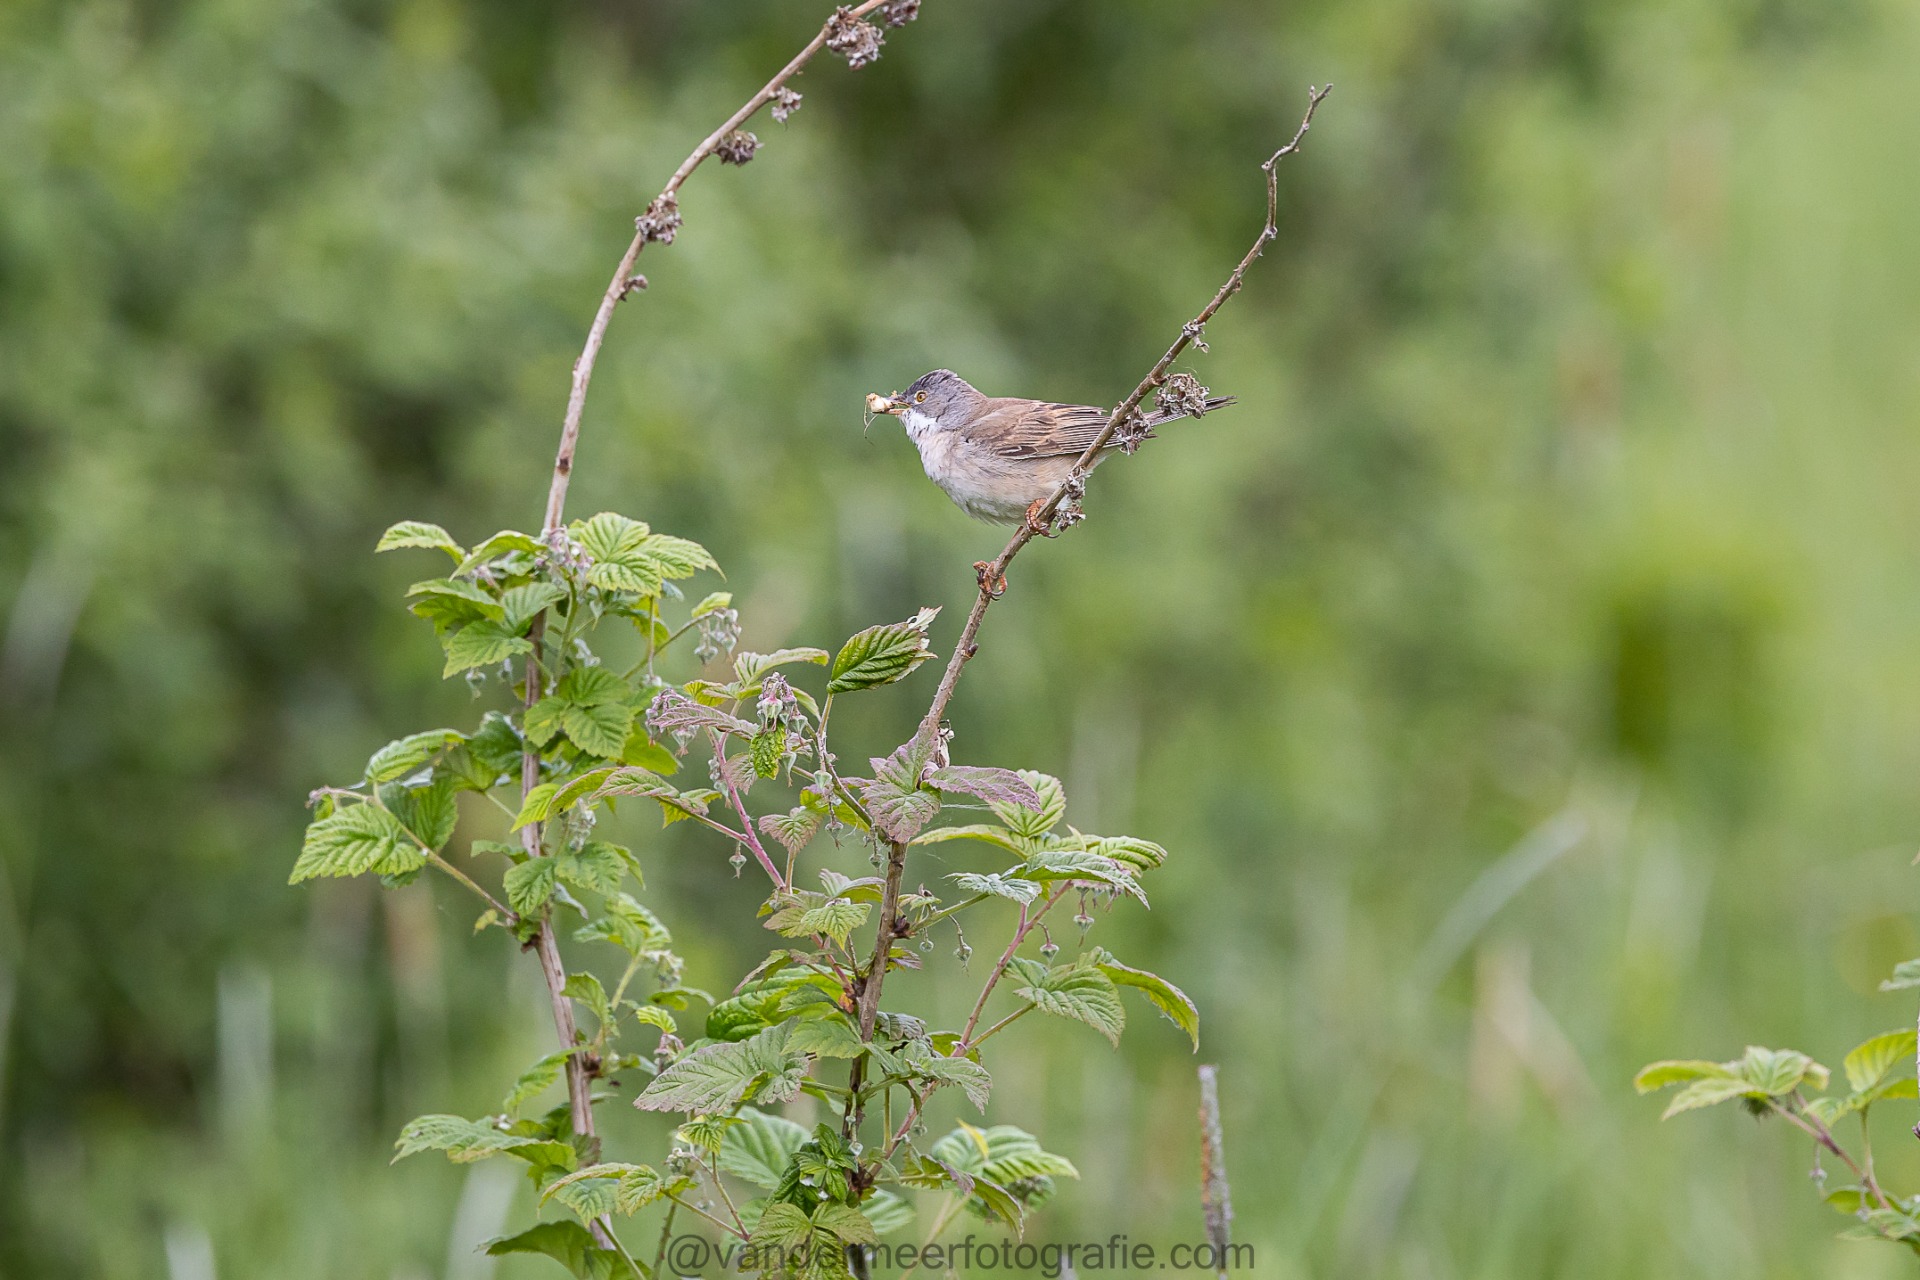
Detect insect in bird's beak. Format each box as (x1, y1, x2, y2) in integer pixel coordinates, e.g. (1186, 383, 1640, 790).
(863, 391, 904, 438)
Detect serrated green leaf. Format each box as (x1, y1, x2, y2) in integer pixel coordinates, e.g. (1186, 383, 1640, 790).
(788, 1016, 867, 1060)
(1846, 1029, 1917, 1093)
(813, 1203, 877, 1246)
(500, 582, 565, 631)
(551, 1173, 621, 1223)
(719, 1108, 810, 1189)
(1662, 1076, 1758, 1118)
(563, 972, 612, 1027)
(366, 728, 463, 783)
(467, 711, 524, 774)
(1741, 1045, 1825, 1096)
(1633, 1060, 1737, 1093)
(1095, 956, 1199, 1049)
(734, 648, 830, 685)
(629, 1003, 677, 1035)
(483, 1220, 636, 1279)
(778, 900, 871, 947)
(751, 1202, 815, 1251)
(828, 608, 939, 694)
(989, 771, 1064, 838)
(932, 1124, 1081, 1190)
(1084, 835, 1168, 871)
(912, 824, 1025, 853)
(563, 701, 635, 758)
(950, 872, 1041, 904)
(918, 1051, 993, 1112)
(635, 533, 718, 580)
(394, 1114, 574, 1168)
(442, 620, 533, 676)
(505, 858, 558, 916)
(523, 696, 568, 747)
(292, 804, 414, 883)
(574, 513, 664, 595)
(750, 728, 785, 779)
(762, 807, 823, 857)
(454, 529, 543, 576)
(558, 842, 629, 896)
(1016, 966, 1126, 1047)
(504, 1048, 579, 1115)
(513, 783, 561, 829)
(387, 777, 457, 851)
(692, 592, 733, 618)
(559, 666, 628, 706)
(636, 1026, 804, 1113)
(575, 893, 673, 956)
(377, 521, 463, 559)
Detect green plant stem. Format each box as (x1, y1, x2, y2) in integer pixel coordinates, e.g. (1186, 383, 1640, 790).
(651, 1200, 679, 1278)
(706, 1154, 748, 1236)
(881, 1086, 929, 1161)
(918, 893, 988, 928)
(606, 1226, 647, 1279)
(426, 852, 516, 924)
(967, 1004, 1033, 1050)
(958, 889, 1063, 1050)
(667, 1192, 750, 1240)
(1771, 1098, 1896, 1214)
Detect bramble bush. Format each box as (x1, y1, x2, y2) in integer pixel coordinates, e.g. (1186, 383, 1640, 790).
(294, 511, 1197, 1278)
(1638, 965, 1920, 1252)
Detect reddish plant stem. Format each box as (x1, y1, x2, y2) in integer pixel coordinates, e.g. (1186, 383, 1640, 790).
(958, 889, 1065, 1050)
(707, 728, 785, 888)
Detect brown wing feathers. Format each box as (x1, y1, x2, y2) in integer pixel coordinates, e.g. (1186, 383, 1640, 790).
(964, 395, 1234, 460)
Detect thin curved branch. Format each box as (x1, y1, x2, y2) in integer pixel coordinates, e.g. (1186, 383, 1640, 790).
(543, 0, 901, 535)
(914, 84, 1331, 745)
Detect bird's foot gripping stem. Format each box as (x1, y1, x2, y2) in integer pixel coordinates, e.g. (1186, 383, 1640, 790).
(1024, 499, 1059, 538)
(973, 561, 1008, 598)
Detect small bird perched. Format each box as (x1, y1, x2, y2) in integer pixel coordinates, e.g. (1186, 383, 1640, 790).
(866, 370, 1233, 532)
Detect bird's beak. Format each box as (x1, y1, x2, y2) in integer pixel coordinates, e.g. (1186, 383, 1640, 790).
(866, 391, 905, 417)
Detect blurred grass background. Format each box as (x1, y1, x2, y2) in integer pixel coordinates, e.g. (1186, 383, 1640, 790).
(5, 0, 1920, 1276)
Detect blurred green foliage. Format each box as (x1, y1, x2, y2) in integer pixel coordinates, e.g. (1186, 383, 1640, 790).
(3, 0, 1920, 1276)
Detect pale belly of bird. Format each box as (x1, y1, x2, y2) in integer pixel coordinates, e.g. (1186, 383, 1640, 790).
(916, 432, 1077, 525)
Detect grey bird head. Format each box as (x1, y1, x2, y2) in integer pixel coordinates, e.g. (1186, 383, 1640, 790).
(867, 369, 985, 426)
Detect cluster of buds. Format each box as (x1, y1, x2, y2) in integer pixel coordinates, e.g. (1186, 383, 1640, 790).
(882, 0, 921, 24)
(1156, 370, 1214, 420)
(541, 525, 592, 575)
(826, 7, 885, 68)
(564, 801, 597, 851)
(757, 672, 805, 733)
(693, 605, 740, 663)
(635, 193, 683, 245)
(1052, 474, 1088, 531)
(770, 86, 803, 123)
(714, 129, 759, 166)
(1112, 409, 1154, 456)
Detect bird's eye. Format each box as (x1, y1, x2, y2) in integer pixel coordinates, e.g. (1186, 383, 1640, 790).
(914, 391, 927, 404)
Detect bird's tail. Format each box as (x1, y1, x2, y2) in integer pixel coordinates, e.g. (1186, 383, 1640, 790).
(1142, 394, 1236, 430)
